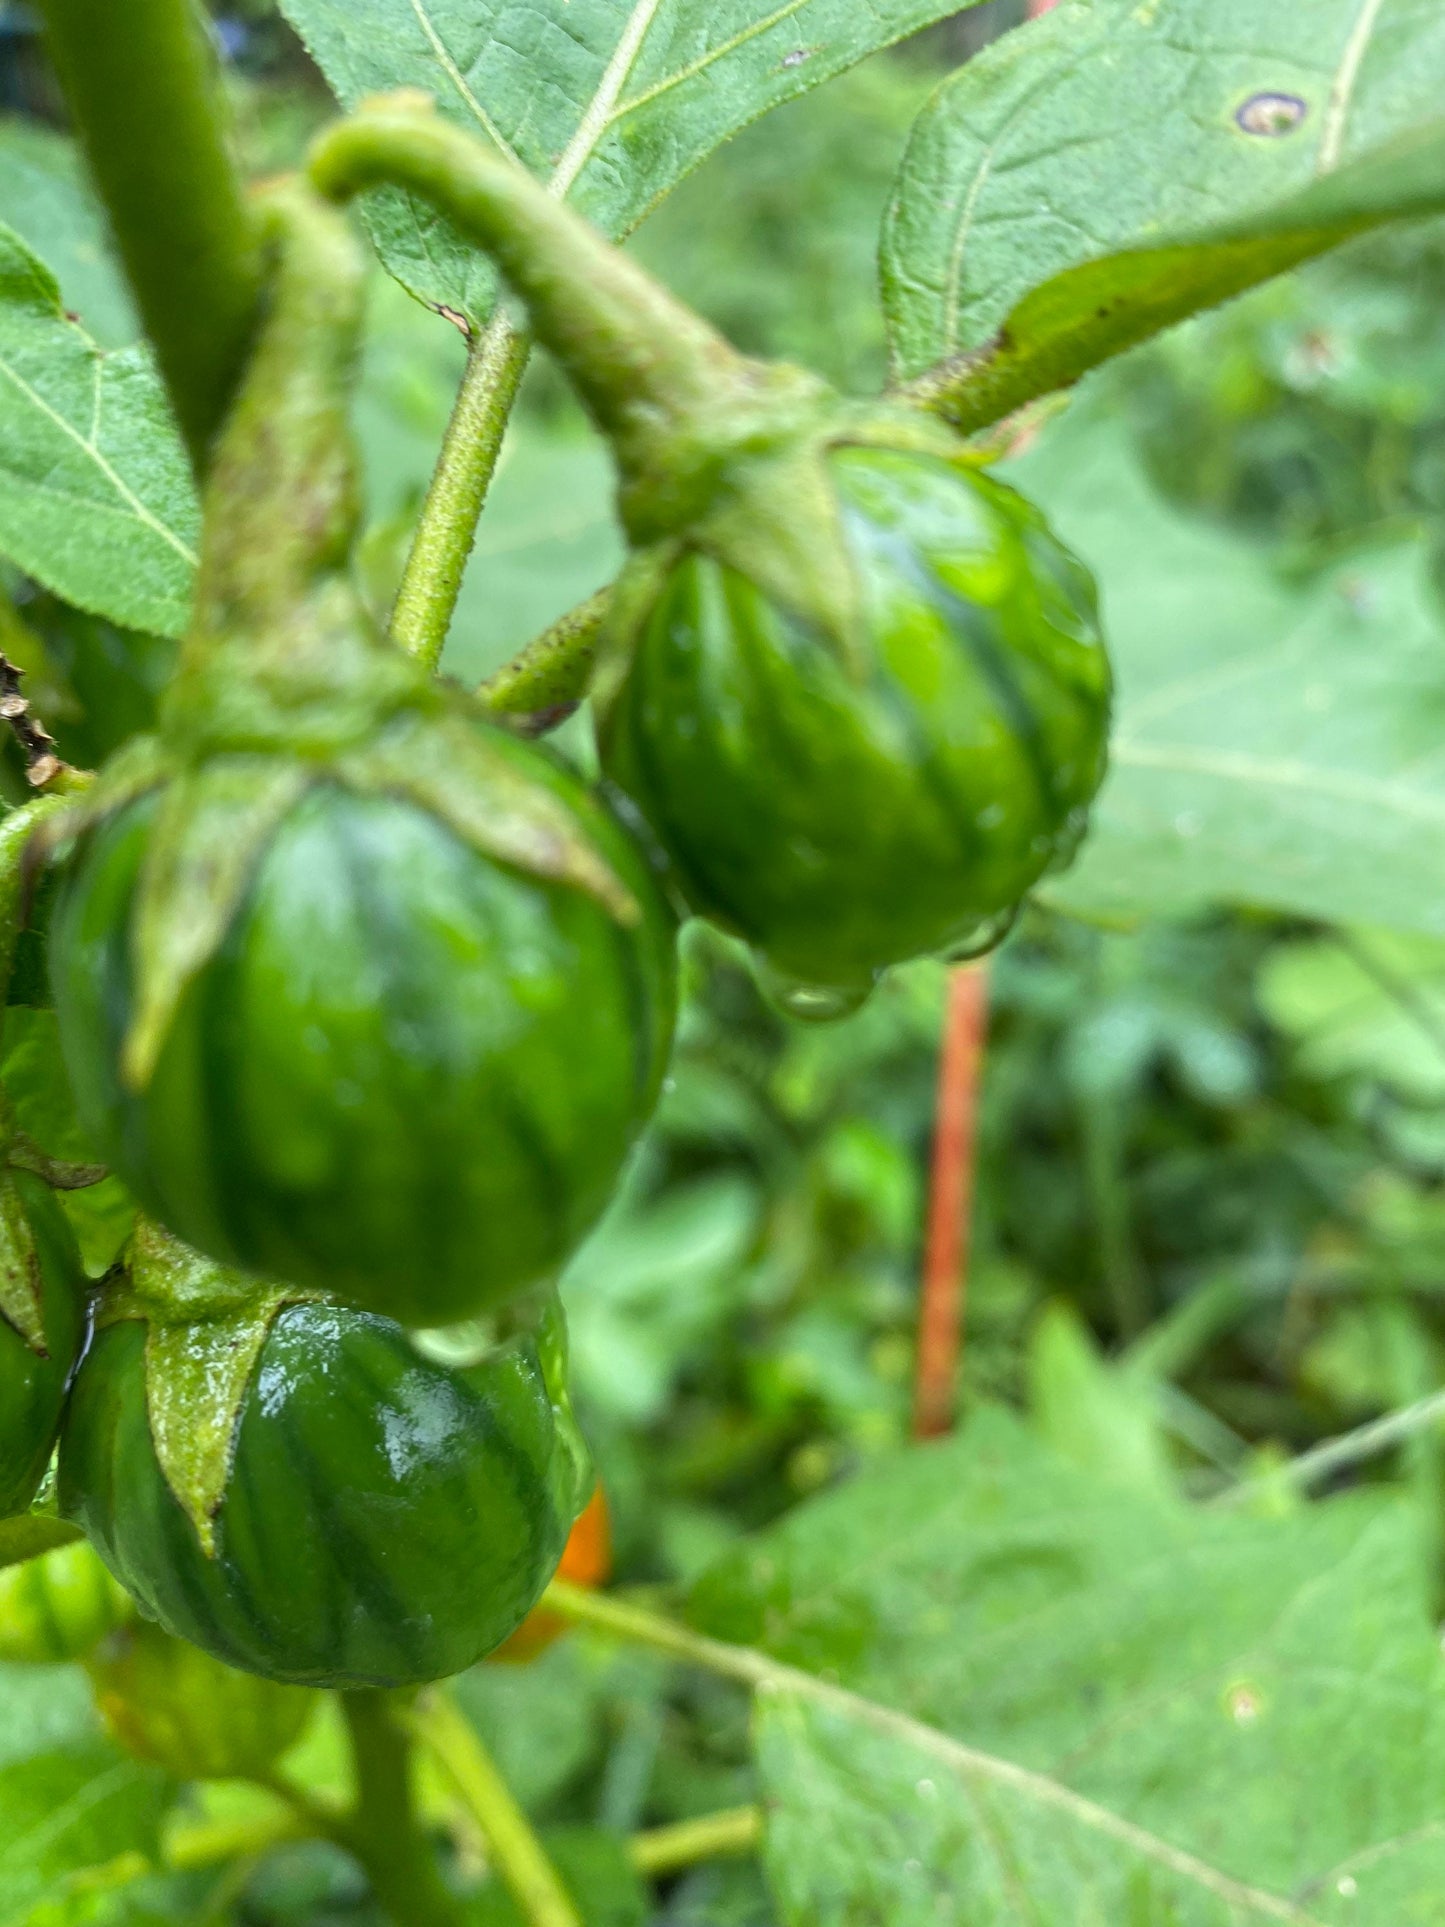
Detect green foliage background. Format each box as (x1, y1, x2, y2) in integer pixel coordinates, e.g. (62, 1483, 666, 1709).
(6, 2, 1445, 1921)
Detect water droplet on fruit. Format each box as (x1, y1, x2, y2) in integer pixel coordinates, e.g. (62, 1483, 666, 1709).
(1045, 806, 1092, 875)
(754, 961, 873, 1024)
(939, 905, 1019, 964)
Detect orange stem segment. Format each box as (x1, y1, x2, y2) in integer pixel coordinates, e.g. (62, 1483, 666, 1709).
(913, 966, 990, 1440)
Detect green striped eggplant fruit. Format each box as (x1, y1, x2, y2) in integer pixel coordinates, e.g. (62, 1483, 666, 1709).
(58, 1294, 593, 1688)
(0, 1171, 86, 1518)
(601, 447, 1111, 1013)
(49, 745, 676, 1328)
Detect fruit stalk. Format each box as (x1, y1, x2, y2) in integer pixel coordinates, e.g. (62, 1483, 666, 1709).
(340, 1690, 467, 1927)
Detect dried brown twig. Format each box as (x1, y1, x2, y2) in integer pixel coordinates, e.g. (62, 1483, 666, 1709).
(0, 653, 70, 790)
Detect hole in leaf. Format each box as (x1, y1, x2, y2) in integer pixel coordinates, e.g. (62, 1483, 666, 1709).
(1236, 91, 1308, 136)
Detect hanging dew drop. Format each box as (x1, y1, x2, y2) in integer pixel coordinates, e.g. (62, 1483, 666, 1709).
(1044, 804, 1093, 877)
(938, 904, 1019, 964)
(754, 959, 874, 1024)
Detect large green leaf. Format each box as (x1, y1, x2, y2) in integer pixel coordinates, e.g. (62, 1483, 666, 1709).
(884, 0, 1445, 428)
(278, 0, 985, 325)
(1005, 400, 1445, 938)
(0, 224, 197, 639)
(691, 1412, 1445, 1922)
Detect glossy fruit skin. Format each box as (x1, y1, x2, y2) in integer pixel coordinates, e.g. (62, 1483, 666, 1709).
(602, 447, 1111, 995)
(0, 1173, 85, 1517)
(49, 744, 676, 1327)
(58, 1298, 592, 1687)
(0, 1539, 129, 1665)
(88, 1619, 314, 1778)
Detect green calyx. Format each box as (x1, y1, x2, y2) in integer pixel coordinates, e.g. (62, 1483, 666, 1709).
(38, 177, 642, 1093)
(97, 1218, 315, 1557)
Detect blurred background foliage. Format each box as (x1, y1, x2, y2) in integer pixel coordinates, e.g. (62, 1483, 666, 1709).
(6, 2, 1445, 1919)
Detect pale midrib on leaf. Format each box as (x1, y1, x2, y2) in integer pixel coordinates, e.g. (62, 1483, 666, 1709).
(1111, 740, 1445, 825)
(549, 0, 666, 197)
(408, 0, 518, 162)
(1318, 0, 1390, 173)
(764, 1680, 1326, 1923)
(0, 349, 197, 566)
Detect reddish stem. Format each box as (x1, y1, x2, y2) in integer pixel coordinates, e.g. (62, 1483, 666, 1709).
(1028, 0, 1060, 13)
(913, 966, 990, 1440)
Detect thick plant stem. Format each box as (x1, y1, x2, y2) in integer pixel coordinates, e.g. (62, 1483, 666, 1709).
(391, 313, 531, 668)
(408, 1691, 581, 1927)
(36, 0, 260, 469)
(340, 1690, 465, 1927)
(478, 587, 612, 723)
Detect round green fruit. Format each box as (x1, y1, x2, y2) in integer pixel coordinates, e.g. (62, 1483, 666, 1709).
(88, 1619, 315, 1779)
(59, 1296, 593, 1687)
(602, 447, 1111, 1004)
(49, 742, 675, 1326)
(0, 1172, 85, 1518)
(0, 1538, 130, 1665)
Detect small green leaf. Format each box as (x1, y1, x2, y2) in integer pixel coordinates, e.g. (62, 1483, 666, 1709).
(886, 0, 1445, 428)
(0, 224, 198, 639)
(280, 0, 990, 325)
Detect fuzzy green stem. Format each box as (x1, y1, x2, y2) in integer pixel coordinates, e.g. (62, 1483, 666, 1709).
(35, 0, 260, 469)
(630, 1806, 763, 1878)
(408, 1690, 581, 1927)
(477, 587, 611, 723)
(190, 184, 367, 660)
(391, 312, 531, 669)
(340, 1690, 467, 1927)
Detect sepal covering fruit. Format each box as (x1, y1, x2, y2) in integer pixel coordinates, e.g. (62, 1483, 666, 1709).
(0, 1169, 86, 1519)
(58, 1229, 595, 1687)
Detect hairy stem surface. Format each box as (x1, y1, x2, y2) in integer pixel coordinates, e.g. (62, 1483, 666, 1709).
(390, 313, 532, 669)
